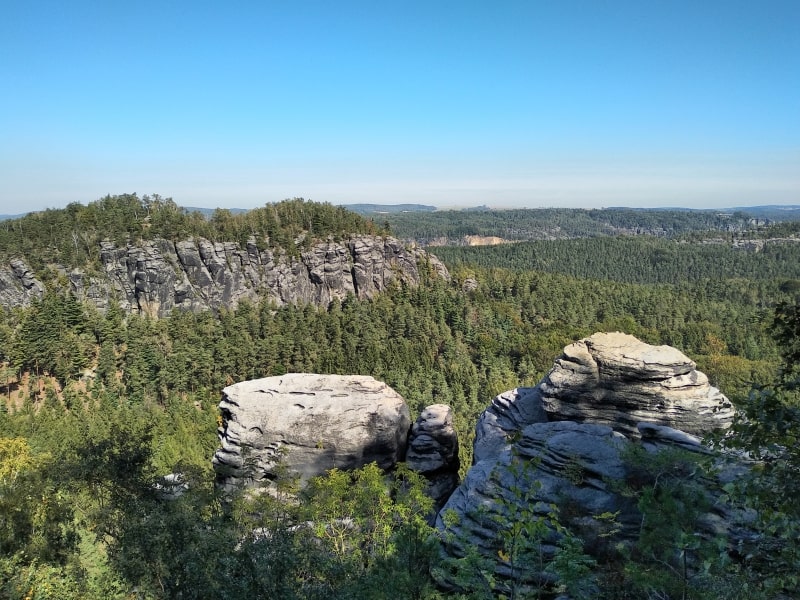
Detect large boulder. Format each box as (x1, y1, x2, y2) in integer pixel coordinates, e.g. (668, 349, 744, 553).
(539, 332, 734, 437)
(213, 374, 411, 490)
(472, 333, 733, 465)
(436, 333, 745, 594)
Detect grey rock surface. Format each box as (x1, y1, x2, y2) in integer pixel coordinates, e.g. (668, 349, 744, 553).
(437, 333, 746, 594)
(0, 259, 45, 307)
(2, 235, 448, 316)
(474, 387, 548, 464)
(213, 374, 411, 490)
(436, 422, 634, 591)
(406, 404, 460, 511)
(539, 332, 734, 437)
(637, 421, 712, 454)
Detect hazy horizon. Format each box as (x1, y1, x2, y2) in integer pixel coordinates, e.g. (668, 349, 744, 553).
(2, 1, 798, 214)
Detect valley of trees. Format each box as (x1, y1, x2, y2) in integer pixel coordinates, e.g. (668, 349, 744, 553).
(1, 196, 799, 598)
(379, 206, 791, 245)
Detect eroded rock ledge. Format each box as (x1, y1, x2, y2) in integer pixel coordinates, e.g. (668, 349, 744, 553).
(0, 235, 449, 316)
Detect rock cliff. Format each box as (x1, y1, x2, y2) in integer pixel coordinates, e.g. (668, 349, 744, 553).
(0, 258, 45, 307)
(435, 333, 744, 594)
(0, 235, 448, 316)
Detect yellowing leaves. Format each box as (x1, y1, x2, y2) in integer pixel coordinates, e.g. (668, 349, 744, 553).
(0, 437, 36, 483)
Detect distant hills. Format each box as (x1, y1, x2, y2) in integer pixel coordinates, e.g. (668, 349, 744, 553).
(338, 203, 437, 214)
(181, 206, 250, 218)
(1, 202, 798, 223)
(727, 205, 800, 220)
(605, 205, 800, 220)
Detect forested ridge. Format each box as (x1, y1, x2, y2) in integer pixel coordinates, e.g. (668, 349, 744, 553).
(433, 236, 800, 285)
(0, 194, 383, 271)
(380, 206, 785, 245)
(1, 196, 800, 598)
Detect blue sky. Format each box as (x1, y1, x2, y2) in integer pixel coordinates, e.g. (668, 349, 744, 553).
(1, 0, 798, 212)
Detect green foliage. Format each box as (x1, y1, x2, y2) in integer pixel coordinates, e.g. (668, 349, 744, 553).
(719, 299, 800, 597)
(11, 291, 95, 384)
(298, 463, 439, 599)
(0, 194, 385, 274)
(436, 236, 800, 285)
(604, 446, 731, 599)
(0, 438, 77, 564)
(2, 198, 800, 598)
(771, 299, 800, 385)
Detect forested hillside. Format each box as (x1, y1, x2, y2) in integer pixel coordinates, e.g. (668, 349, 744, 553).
(0, 194, 383, 271)
(434, 235, 800, 284)
(1, 197, 799, 598)
(381, 206, 776, 245)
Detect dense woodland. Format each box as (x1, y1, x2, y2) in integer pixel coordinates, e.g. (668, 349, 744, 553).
(379, 206, 791, 245)
(1, 196, 799, 598)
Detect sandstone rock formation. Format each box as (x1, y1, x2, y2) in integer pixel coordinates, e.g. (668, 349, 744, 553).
(0, 258, 44, 307)
(471, 333, 732, 469)
(406, 404, 460, 511)
(437, 422, 634, 589)
(539, 332, 734, 437)
(473, 387, 548, 463)
(0, 235, 448, 316)
(213, 374, 412, 490)
(435, 333, 743, 593)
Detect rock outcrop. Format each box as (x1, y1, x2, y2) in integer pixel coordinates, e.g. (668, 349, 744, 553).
(437, 422, 634, 590)
(213, 374, 411, 490)
(539, 332, 734, 437)
(473, 387, 548, 463)
(0, 258, 45, 307)
(0, 235, 448, 316)
(435, 333, 743, 593)
(406, 404, 460, 511)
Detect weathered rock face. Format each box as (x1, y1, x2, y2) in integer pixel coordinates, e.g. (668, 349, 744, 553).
(437, 422, 635, 590)
(539, 332, 734, 437)
(436, 333, 743, 593)
(0, 259, 45, 307)
(406, 404, 460, 511)
(0, 235, 448, 316)
(213, 374, 412, 490)
(473, 387, 548, 464)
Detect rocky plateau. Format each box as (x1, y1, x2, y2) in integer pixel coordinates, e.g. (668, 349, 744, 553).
(0, 235, 448, 316)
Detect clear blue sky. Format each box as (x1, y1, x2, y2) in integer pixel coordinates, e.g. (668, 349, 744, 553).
(1, 0, 798, 212)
